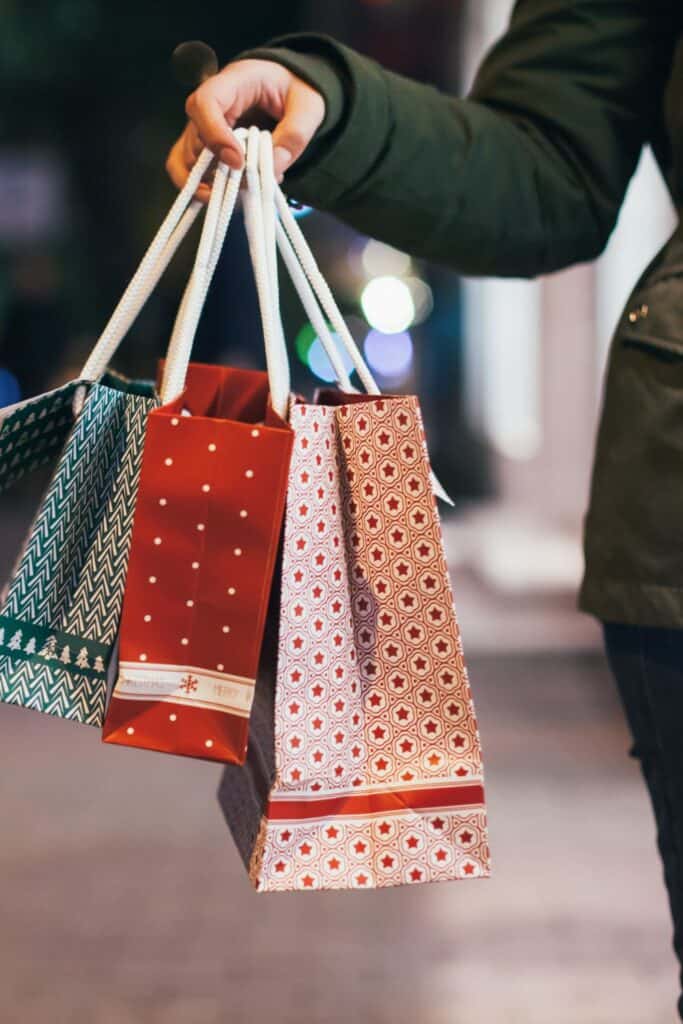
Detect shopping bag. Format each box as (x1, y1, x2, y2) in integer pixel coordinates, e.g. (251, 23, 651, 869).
(0, 151, 214, 725)
(218, 129, 489, 890)
(103, 131, 294, 763)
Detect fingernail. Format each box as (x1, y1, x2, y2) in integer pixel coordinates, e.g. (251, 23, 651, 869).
(274, 146, 292, 176)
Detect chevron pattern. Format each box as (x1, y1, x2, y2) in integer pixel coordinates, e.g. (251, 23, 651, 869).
(0, 381, 80, 494)
(0, 379, 157, 726)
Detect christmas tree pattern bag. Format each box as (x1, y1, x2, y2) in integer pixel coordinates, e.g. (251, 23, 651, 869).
(0, 142, 221, 726)
(0, 376, 156, 725)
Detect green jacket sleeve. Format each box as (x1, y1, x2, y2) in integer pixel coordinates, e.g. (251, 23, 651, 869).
(239, 1, 676, 278)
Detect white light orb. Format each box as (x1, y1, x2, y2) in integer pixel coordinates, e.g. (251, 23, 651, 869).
(360, 276, 415, 334)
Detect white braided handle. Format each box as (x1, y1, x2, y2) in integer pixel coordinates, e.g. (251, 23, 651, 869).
(160, 154, 243, 403)
(267, 155, 454, 504)
(241, 126, 291, 419)
(79, 148, 214, 382)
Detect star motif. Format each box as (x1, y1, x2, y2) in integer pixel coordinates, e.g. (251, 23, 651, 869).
(312, 585, 322, 599)
(401, 594, 415, 608)
(372, 725, 386, 740)
(463, 863, 475, 876)
(293, 637, 303, 650)
(298, 504, 308, 517)
(328, 857, 341, 871)
(396, 562, 409, 577)
(429, 608, 443, 621)
(417, 543, 431, 558)
(408, 477, 420, 492)
(334, 730, 345, 744)
(431, 817, 445, 831)
(414, 657, 428, 672)
(368, 515, 379, 529)
(412, 510, 426, 525)
(275, 860, 286, 873)
(378, 821, 391, 835)
(354, 840, 367, 855)
(334, 699, 345, 712)
(296, 538, 306, 551)
(387, 496, 400, 511)
(358, 417, 368, 431)
(441, 671, 454, 686)
(402, 444, 415, 459)
(418, 687, 433, 702)
(425, 720, 438, 734)
(380, 612, 393, 626)
(291, 768, 301, 782)
(375, 757, 389, 771)
(311, 683, 324, 697)
(452, 735, 465, 748)
(371, 547, 383, 562)
(427, 753, 441, 767)
(408, 626, 421, 640)
(381, 855, 394, 869)
(385, 644, 399, 658)
(302, 874, 315, 888)
(326, 826, 339, 839)
(293, 604, 304, 617)
(460, 830, 473, 844)
(313, 749, 323, 763)
(391, 528, 404, 543)
(424, 576, 437, 590)
(290, 735, 301, 749)
(409, 868, 423, 882)
(391, 674, 406, 689)
(313, 651, 324, 665)
(288, 702, 301, 715)
(435, 639, 448, 653)
(314, 618, 323, 632)
(406, 835, 419, 850)
(364, 662, 378, 677)
(400, 739, 413, 753)
(351, 745, 362, 758)
(435, 848, 448, 862)
(293, 570, 303, 583)
(315, 553, 325, 566)
(368, 693, 382, 707)
(281, 830, 292, 842)
(396, 706, 409, 721)
(382, 463, 396, 478)
(331, 600, 341, 613)
(356, 874, 369, 886)
(299, 842, 312, 856)
(312, 717, 323, 730)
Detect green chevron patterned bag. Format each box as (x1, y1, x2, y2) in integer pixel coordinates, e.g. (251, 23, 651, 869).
(0, 152, 215, 726)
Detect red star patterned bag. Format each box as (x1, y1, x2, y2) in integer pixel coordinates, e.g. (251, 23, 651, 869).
(103, 130, 295, 764)
(218, 130, 490, 891)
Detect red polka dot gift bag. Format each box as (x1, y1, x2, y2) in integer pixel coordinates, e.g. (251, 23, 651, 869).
(217, 130, 490, 891)
(103, 130, 296, 765)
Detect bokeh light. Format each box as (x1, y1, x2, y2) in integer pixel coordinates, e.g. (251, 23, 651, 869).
(363, 329, 414, 380)
(307, 333, 357, 384)
(361, 239, 412, 278)
(404, 276, 434, 324)
(360, 276, 415, 334)
(0, 369, 21, 409)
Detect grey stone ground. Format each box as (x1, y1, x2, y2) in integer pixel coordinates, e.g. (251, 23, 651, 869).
(0, 652, 676, 1024)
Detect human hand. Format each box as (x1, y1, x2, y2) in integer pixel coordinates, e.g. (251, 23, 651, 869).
(166, 57, 325, 201)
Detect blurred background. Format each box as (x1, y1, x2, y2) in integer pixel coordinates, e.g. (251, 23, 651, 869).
(0, 1, 678, 1022)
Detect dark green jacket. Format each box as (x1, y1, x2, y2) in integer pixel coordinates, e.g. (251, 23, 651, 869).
(246, 1, 683, 627)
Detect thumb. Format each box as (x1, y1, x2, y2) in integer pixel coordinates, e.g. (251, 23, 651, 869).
(271, 79, 325, 178)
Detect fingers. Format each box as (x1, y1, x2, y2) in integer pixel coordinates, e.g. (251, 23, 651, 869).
(165, 127, 212, 204)
(271, 78, 325, 178)
(186, 87, 243, 170)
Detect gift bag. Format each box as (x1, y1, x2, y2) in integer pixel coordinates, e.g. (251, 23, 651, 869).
(218, 130, 489, 891)
(104, 134, 295, 764)
(0, 151, 214, 725)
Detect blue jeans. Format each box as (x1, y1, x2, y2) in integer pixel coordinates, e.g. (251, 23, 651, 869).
(604, 623, 683, 1019)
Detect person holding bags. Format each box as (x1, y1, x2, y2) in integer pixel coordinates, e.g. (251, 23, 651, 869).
(166, 1, 683, 1016)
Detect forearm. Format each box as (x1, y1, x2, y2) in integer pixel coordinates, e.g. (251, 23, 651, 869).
(242, 2, 673, 278)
